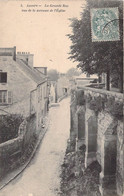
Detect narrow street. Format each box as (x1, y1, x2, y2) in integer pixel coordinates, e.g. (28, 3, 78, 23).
(0, 97, 70, 196)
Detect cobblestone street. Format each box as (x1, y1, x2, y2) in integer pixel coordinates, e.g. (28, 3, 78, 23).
(0, 97, 70, 196)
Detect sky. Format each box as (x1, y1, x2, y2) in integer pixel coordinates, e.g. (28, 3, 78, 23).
(0, 0, 86, 73)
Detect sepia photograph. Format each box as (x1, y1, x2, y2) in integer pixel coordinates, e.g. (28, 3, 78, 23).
(0, 0, 123, 196)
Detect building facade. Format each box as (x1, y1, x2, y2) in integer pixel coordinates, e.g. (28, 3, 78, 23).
(0, 47, 49, 131)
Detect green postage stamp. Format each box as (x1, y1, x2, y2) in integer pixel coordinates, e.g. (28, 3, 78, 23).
(91, 7, 120, 42)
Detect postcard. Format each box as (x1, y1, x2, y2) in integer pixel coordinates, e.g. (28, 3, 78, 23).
(0, 0, 123, 196)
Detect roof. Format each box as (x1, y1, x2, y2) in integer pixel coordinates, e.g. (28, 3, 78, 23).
(16, 58, 46, 84)
(34, 67, 46, 77)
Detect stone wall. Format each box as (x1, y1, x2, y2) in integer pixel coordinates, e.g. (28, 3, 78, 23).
(0, 114, 36, 180)
(116, 121, 123, 196)
(70, 86, 123, 196)
(70, 89, 78, 141)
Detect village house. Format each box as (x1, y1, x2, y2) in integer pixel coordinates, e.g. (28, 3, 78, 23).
(73, 73, 98, 87)
(49, 74, 70, 104)
(57, 73, 70, 100)
(0, 46, 49, 131)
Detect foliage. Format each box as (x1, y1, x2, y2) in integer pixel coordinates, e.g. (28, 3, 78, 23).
(68, 0, 123, 92)
(86, 93, 123, 119)
(66, 67, 81, 78)
(47, 69, 59, 81)
(105, 96, 123, 119)
(0, 133, 37, 180)
(60, 138, 101, 196)
(0, 114, 23, 143)
(86, 94, 106, 113)
(76, 90, 85, 105)
(111, 70, 120, 88)
(71, 88, 76, 102)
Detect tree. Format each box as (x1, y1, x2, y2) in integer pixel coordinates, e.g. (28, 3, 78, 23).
(66, 67, 81, 78)
(68, 0, 123, 92)
(47, 69, 59, 81)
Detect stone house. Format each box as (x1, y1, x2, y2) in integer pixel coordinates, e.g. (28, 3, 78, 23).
(73, 73, 98, 87)
(0, 47, 48, 131)
(57, 74, 70, 100)
(49, 74, 70, 103)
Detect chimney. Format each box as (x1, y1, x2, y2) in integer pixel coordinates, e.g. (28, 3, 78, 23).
(16, 52, 34, 68)
(13, 46, 16, 61)
(0, 46, 16, 60)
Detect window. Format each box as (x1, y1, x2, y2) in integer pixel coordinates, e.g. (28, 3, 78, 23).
(0, 91, 12, 104)
(0, 91, 7, 104)
(0, 72, 7, 83)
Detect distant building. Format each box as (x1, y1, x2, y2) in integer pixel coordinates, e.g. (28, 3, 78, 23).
(0, 47, 49, 130)
(73, 73, 98, 88)
(49, 82, 56, 103)
(49, 74, 70, 104)
(57, 75, 70, 99)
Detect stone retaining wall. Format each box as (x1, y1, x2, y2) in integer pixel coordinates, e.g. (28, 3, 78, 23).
(0, 114, 36, 180)
(116, 121, 123, 196)
(70, 87, 123, 196)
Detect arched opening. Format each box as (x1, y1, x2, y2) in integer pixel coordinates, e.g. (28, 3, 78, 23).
(85, 114, 97, 167)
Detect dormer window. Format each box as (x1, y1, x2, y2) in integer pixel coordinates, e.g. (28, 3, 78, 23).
(0, 72, 7, 83)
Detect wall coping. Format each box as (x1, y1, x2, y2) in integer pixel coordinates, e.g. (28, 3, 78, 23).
(0, 119, 26, 148)
(77, 86, 123, 99)
(0, 137, 20, 148)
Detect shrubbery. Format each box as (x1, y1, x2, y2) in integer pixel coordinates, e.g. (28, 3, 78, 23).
(0, 114, 23, 143)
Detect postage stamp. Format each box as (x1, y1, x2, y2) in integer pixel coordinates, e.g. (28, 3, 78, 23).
(91, 7, 120, 42)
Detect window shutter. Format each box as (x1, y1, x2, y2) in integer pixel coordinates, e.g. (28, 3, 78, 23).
(8, 91, 12, 104)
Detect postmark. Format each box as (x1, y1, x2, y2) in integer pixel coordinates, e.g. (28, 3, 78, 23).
(91, 7, 120, 42)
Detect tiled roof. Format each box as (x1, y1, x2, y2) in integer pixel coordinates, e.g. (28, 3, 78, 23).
(16, 58, 46, 84)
